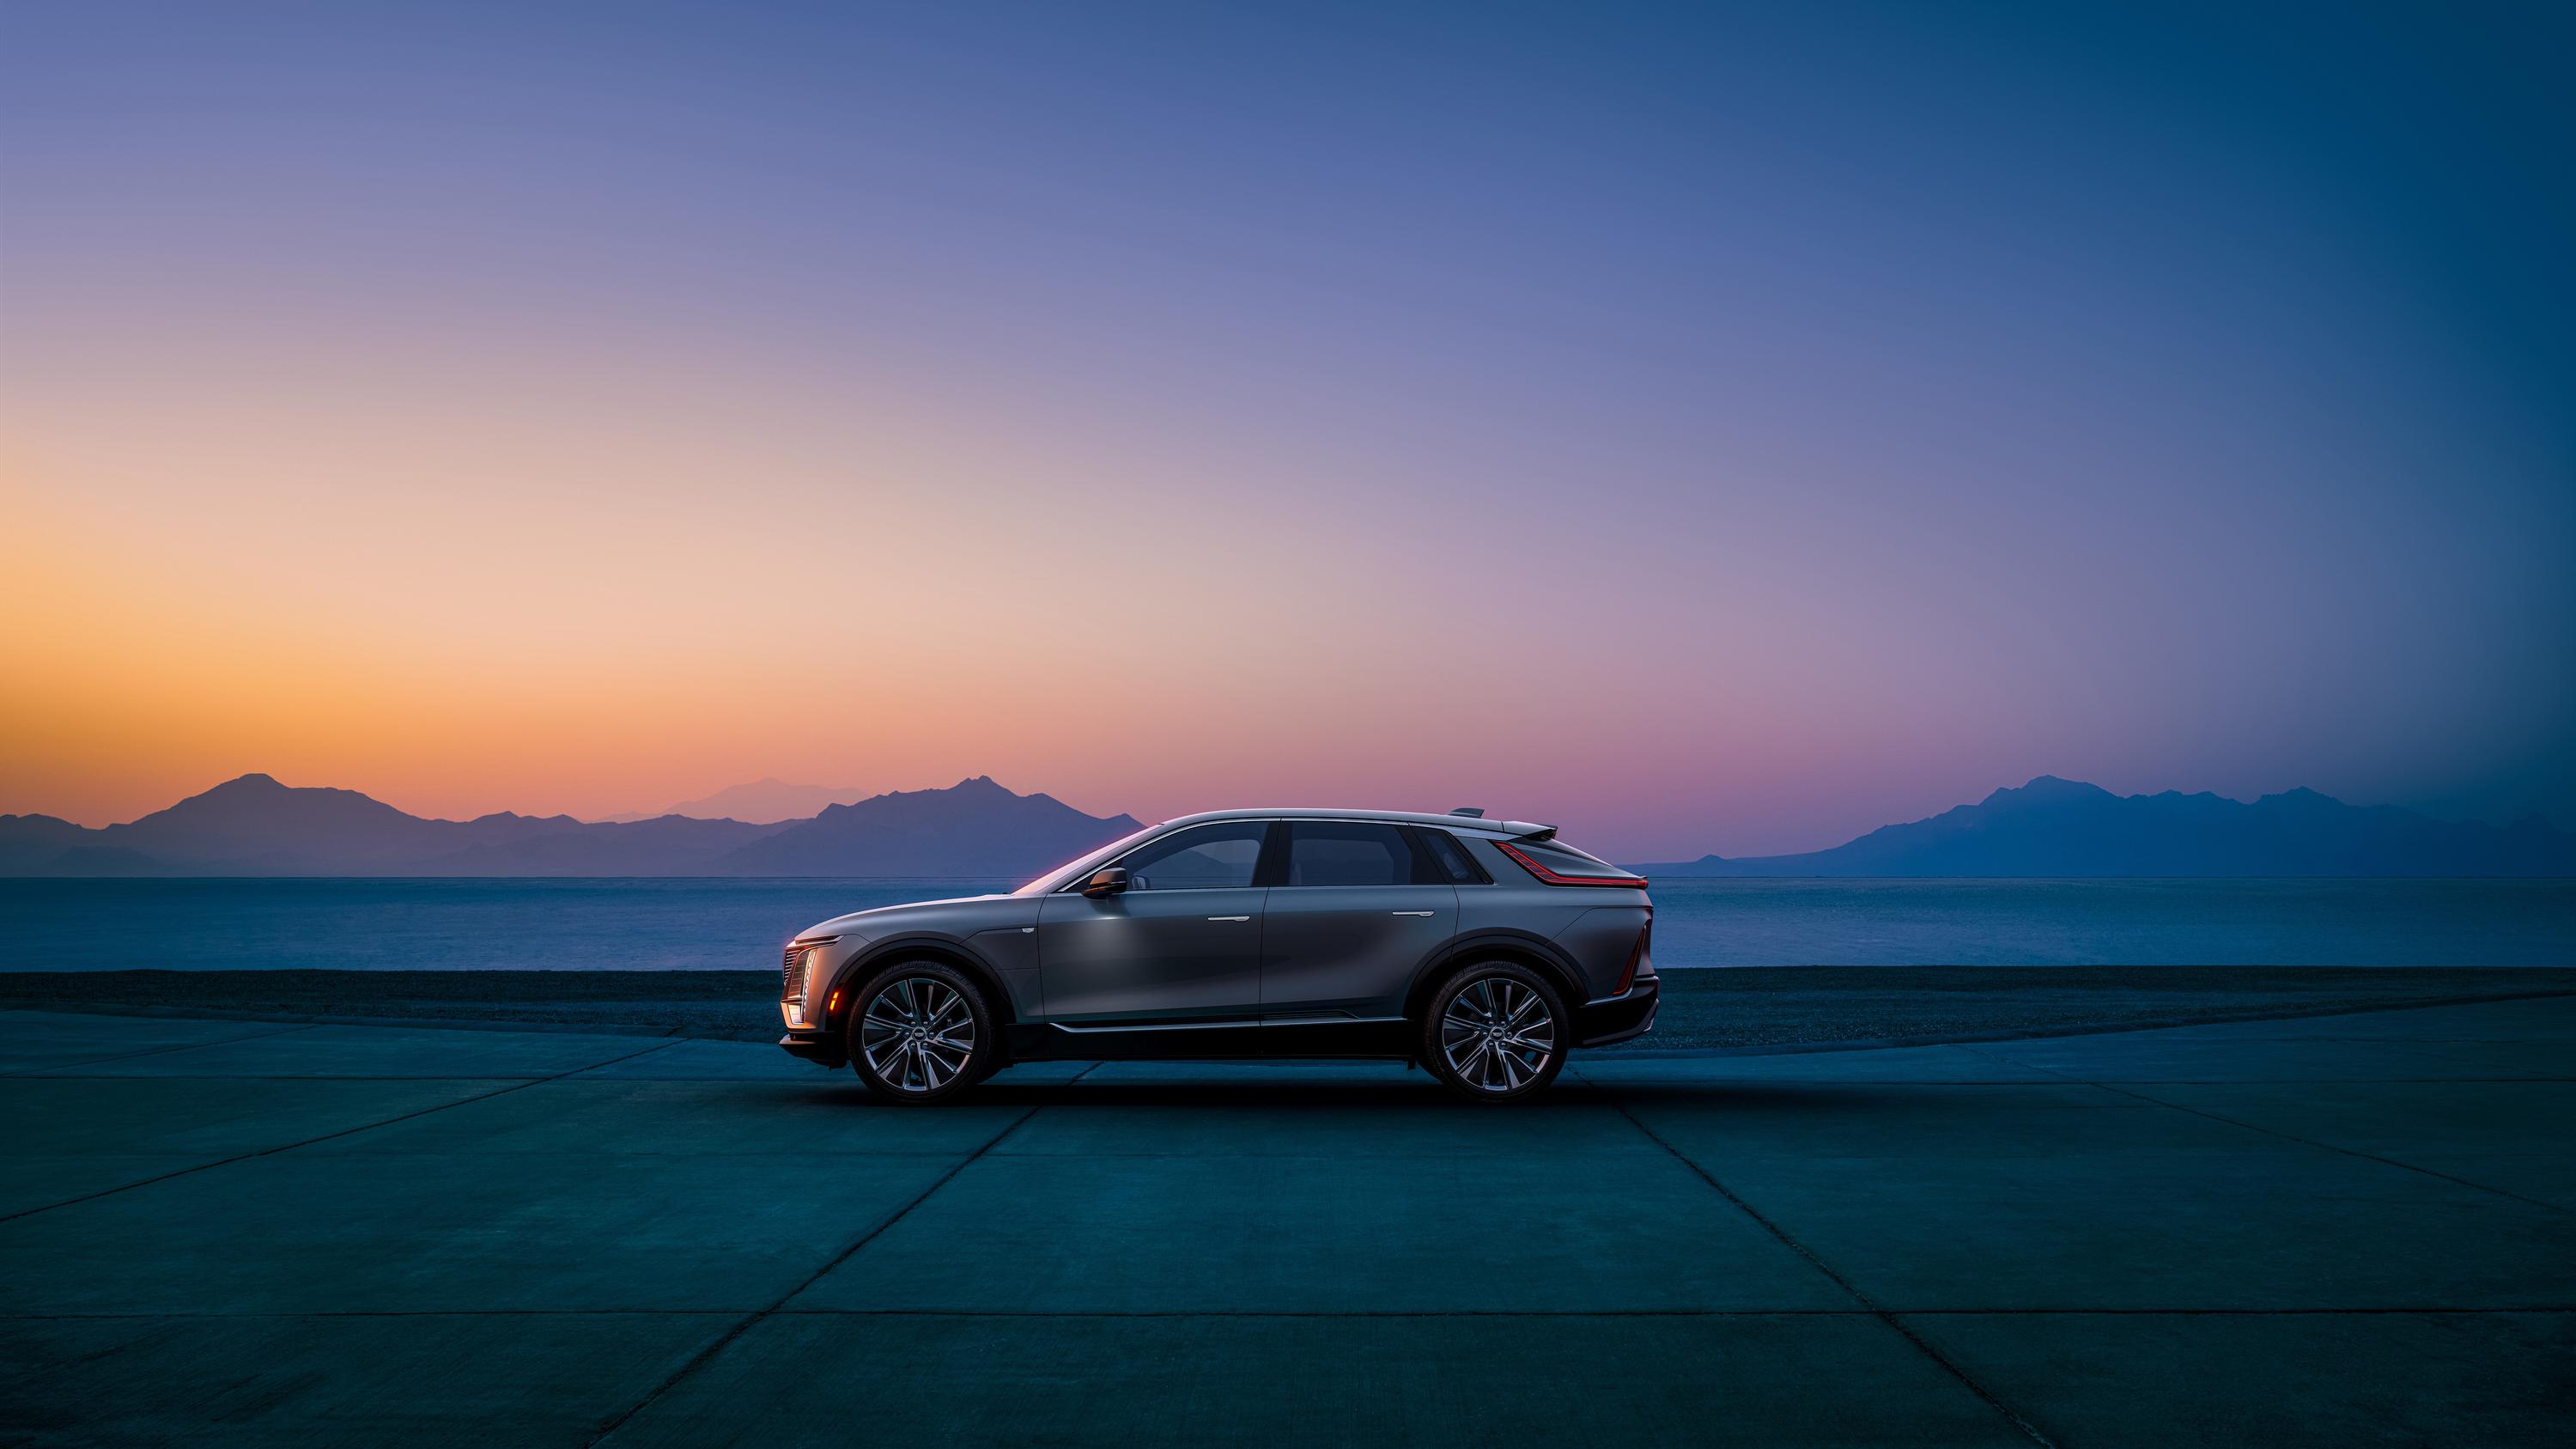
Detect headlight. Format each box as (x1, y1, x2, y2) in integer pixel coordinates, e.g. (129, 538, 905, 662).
(780, 936, 839, 1027)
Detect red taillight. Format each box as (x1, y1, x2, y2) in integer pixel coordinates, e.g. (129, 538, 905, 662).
(1617, 910, 1651, 994)
(1494, 839, 1647, 890)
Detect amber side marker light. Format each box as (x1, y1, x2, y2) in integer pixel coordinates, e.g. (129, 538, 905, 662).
(827, 989, 843, 1014)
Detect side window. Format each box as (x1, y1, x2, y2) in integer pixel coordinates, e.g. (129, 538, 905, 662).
(1414, 828, 1489, 885)
(1283, 822, 1419, 887)
(1117, 822, 1267, 891)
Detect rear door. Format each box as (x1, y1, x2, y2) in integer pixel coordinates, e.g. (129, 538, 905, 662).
(1259, 820, 1457, 1018)
(1036, 819, 1272, 1022)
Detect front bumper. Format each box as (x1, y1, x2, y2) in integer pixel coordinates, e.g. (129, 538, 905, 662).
(1574, 976, 1659, 1048)
(779, 1031, 848, 1068)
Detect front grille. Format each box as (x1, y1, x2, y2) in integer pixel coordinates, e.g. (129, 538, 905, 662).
(781, 945, 809, 1003)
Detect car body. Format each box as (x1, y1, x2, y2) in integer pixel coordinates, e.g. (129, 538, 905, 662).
(776, 807, 1656, 1101)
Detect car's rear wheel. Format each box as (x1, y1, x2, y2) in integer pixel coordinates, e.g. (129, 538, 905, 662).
(848, 961, 995, 1105)
(1420, 962, 1566, 1103)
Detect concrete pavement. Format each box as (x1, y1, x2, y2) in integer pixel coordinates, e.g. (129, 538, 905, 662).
(2, 999, 2570, 1446)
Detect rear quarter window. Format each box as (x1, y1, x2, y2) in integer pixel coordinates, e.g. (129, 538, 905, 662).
(1411, 827, 1491, 885)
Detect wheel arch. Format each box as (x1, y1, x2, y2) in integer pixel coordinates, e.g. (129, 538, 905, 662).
(1403, 931, 1586, 1028)
(825, 935, 1017, 1038)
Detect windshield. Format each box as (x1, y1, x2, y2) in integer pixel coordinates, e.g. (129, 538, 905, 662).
(1012, 822, 1166, 895)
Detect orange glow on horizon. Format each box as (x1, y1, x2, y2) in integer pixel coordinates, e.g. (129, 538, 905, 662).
(3, 328, 1926, 852)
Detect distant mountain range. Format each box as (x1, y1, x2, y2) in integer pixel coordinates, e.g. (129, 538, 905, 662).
(3, 771, 2566, 879)
(596, 778, 867, 825)
(0, 774, 1139, 878)
(726, 779, 1141, 876)
(1631, 776, 2576, 878)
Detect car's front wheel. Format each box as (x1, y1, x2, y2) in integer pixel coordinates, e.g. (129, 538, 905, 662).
(848, 961, 996, 1105)
(1420, 963, 1566, 1103)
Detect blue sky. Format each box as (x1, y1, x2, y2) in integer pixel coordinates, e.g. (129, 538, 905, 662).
(3, 1, 2570, 852)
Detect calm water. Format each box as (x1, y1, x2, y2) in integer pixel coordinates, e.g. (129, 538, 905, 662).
(3, 877, 2573, 971)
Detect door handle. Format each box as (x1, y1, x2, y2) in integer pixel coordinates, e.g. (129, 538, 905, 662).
(1206, 915, 1251, 922)
(1391, 910, 1435, 916)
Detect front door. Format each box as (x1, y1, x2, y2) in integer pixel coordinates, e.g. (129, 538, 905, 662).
(1036, 819, 1272, 1022)
(1260, 820, 1457, 1018)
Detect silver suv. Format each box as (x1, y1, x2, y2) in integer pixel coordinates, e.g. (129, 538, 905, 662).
(777, 808, 1656, 1103)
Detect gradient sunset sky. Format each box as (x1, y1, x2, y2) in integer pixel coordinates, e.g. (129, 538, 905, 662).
(3, 1, 2571, 858)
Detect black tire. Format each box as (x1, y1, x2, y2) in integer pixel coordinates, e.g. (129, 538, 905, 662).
(1419, 962, 1568, 1103)
(846, 960, 997, 1105)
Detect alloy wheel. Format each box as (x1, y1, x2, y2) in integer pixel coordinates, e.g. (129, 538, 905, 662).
(1439, 977, 1557, 1093)
(860, 977, 976, 1093)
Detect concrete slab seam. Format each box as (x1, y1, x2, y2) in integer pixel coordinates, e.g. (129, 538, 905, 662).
(583, 1061, 1105, 1447)
(0, 1036, 690, 1225)
(1574, 1069, 2061, 1449)
(1949, 1044, 2575, 1216)
(0, 1022, 325, 1078)
(1597, 988, 2576, 1060)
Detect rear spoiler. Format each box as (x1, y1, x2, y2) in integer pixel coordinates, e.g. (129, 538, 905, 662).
(1461, 820, 1555, 840)
(1447, 807, 1554, 841)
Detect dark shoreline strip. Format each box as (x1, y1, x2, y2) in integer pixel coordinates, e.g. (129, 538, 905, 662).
(8, 982, 2573, 1061)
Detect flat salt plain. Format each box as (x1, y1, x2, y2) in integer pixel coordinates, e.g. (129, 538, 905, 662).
(3, 999, 2570, 1446)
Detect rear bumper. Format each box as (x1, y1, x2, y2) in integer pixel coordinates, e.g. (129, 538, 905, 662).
(1574, 977, 1659, 1048)
(778, 1032, 847, 1068)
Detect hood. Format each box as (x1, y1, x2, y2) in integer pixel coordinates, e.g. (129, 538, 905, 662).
(797, 892, 1036, 941)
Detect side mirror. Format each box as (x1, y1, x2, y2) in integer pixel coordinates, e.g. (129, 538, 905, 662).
(1081, 867, 1130, 899)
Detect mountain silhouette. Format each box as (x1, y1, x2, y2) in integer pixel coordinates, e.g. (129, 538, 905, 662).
(9, 772, 2566, 879)
(597, 777, 869, 825)
(1632, 776, 2576, 877)
(0, 773, 777, 874)
(0, 813, 98, 874)
(0, 773, 1133, 877)
(720, 776, 1142, 876)
(89, 773, 585, 872)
